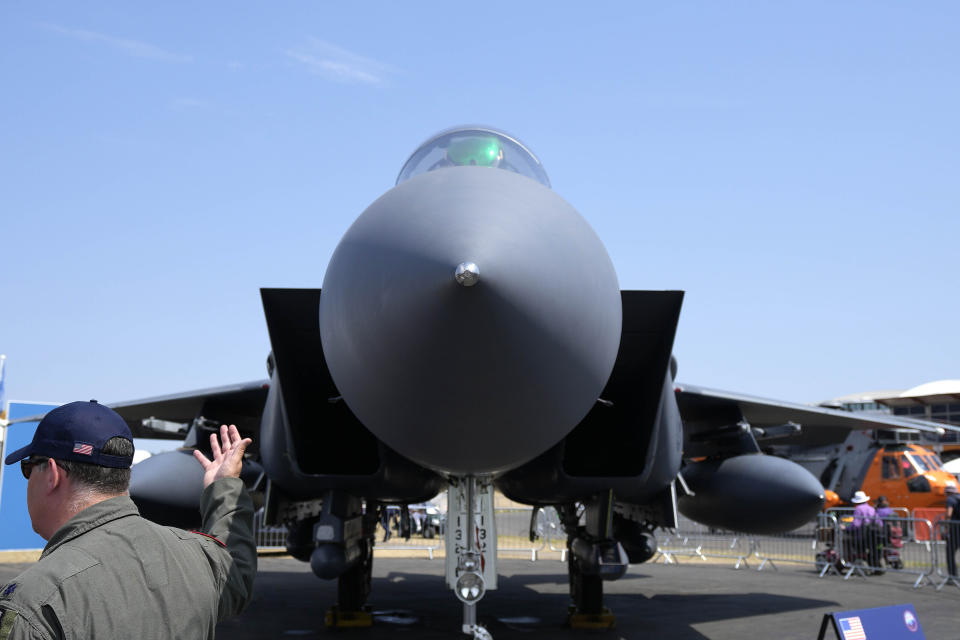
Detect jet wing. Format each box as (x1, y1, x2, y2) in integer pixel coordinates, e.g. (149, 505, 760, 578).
(6, 381, 270, 441)
(109, 381, 270, 440)
(675, 382, 956, 456)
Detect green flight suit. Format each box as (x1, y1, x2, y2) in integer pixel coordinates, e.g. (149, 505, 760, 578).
(0, 477, 256, 639)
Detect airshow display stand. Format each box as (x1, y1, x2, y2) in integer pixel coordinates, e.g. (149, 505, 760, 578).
(0, 401, 57, 551)
(817, 604, 925, 640)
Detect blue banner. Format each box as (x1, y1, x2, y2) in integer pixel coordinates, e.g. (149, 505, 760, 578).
(0, 402, 58, 551)
(820, 604, 924, 640)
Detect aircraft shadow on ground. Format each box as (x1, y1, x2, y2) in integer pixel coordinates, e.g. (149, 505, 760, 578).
(218, 566, 837, 639)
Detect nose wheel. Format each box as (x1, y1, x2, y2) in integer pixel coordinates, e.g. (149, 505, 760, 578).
(463, 622, 493, 640)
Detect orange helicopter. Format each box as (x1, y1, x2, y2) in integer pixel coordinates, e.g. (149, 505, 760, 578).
(822, 440, 958, 511)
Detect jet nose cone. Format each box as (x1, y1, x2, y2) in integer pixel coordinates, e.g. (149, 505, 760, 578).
(320, 167, 622, 475)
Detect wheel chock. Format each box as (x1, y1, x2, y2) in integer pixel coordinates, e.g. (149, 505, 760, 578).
(567, 606, 616, 629)
(325, 606, 373, 628)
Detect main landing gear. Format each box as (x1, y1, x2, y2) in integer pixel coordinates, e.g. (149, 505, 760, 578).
(325, 536, 375, 627)
(558, 492, 630, 630)
(288, 491, 378, 628)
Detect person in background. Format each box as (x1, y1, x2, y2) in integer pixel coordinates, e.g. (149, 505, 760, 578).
(849, 491, 879, 527)
(945, 484, 959, 577)
(875, 495, 894, 522)
(847, 490, 881, 571)
(380, 506, 393, 542)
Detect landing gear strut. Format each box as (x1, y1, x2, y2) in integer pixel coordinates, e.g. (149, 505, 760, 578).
(326, 537, 375, 627)
(446, 476, 496, 639)
(313, 493, 377, 627)
(559, 492, 628, 629)
(337, 538, 373, 612)
(568, 553, 604, 615)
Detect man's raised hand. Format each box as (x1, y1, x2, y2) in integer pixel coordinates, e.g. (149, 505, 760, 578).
(193, 424, 253, 489)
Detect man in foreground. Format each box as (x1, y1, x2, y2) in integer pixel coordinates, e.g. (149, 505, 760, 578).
(0, 400, 256, 639)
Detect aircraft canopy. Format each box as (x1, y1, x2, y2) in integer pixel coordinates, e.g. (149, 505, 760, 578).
(396, 126, 551, 188)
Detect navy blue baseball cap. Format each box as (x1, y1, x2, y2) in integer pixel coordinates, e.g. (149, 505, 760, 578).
(4, 400, 134, 468)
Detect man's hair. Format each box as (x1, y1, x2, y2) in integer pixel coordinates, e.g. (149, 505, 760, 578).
(55, 437, 133, 495)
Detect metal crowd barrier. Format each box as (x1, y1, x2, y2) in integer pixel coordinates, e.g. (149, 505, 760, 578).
(655, 518, 754, 568)
(495, 508, 548, 560)
(813, 513, 843, 576)
(540, 507, 568, 559)
(747, 515, 823, 572)
(910, 508, 946, 543)
(933, 519, 960, 591)
(373, 508, 548, 559)
(252, 504, 960, 595)
(374, 520, 444, 558)
(826, 507, 910, 521)
(813, 515, 937, 588)
(650, 513, 947, 591)
(252, 508, 288, 550)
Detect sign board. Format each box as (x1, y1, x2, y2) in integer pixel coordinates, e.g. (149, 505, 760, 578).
(0, 402, 58, 551)
(444, 480, 497, 591)
(818, 604, 924, 640)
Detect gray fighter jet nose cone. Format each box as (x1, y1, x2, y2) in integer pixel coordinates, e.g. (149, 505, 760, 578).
(320, 167, 621, 475)
(455, 262, 480, 287)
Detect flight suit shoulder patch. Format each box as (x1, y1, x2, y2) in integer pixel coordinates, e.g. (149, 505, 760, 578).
(0, 608, 19, 640)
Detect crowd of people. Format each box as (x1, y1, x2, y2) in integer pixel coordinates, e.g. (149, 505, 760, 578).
(842, 488, 959, 577)
(842, 490, 893, 572)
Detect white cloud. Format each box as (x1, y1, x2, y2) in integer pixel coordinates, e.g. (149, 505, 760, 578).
(285, 39, 394, 86)
(42, 23, 192, 63)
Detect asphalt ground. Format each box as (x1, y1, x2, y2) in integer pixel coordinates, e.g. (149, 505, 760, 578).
(7, 555, 956, 639)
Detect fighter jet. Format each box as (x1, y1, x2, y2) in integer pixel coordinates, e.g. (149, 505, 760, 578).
(85, 126, 946, 638)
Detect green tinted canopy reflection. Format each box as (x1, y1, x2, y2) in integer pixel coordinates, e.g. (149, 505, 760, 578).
(447, 137, 502, 167)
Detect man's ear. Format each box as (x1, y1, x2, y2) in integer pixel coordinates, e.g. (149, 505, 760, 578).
(45, 459, 66, 493)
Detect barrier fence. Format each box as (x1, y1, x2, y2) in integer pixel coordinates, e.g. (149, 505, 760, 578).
(251, 507, 960, 593)
(252, 509, 287, 550)
(934, 520, 960, 591)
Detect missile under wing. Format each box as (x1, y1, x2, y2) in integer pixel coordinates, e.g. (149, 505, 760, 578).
(113, 126, 841, 637)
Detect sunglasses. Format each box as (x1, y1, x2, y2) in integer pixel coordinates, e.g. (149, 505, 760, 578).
(21, 456, 49, 480)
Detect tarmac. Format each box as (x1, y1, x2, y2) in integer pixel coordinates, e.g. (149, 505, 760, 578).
(1, 555, 957, 639)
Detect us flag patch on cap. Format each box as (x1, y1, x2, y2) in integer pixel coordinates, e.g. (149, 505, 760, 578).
(73, 442, 93, 456)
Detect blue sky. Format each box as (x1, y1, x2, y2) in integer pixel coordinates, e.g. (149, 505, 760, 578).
(2, 2, 958, 407)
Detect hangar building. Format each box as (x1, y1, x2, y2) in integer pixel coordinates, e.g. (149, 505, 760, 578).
(823, 379, 960, 460)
